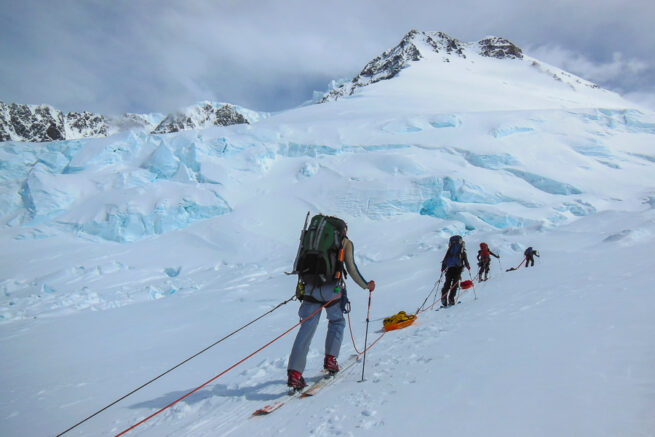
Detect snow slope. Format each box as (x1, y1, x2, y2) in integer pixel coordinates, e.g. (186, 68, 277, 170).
(1, 30, 654, 437)
(318, 31, 633, 112)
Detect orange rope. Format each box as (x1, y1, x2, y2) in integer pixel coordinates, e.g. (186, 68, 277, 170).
(346, 312, 386, 355)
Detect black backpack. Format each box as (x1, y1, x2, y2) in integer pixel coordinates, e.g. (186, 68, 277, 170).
(294, 214, 347, 290)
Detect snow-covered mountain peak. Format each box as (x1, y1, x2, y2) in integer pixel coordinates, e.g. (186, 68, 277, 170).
(318, 30, 468, 103)
(318, 30, 628, 111)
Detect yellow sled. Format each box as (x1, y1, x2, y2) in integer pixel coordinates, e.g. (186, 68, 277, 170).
(382, 311, 417, 332)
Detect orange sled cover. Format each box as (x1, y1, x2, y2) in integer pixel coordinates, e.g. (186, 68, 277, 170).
(460, 280, 473, 289)
(383, 311, 417, 332)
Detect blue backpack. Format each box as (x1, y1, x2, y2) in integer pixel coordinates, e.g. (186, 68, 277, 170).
(524, 247, 533, 257)
(444, 235, 464, 268)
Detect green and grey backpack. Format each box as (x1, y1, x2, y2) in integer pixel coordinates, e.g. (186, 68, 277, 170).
(294, 214, 347, 293)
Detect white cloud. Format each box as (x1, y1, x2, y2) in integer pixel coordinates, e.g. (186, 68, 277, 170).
(624, 91, 655, 112)
(1, 0, 654, 114)
(527, 45, 649, 85)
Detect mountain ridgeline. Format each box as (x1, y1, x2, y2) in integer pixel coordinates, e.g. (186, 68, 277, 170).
(1, 30, 613, 143)
(0, 101, 253, 143)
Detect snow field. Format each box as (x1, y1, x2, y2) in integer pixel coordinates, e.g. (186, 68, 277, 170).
(2, 205, 654, 436)
(2, 41, 655, 435)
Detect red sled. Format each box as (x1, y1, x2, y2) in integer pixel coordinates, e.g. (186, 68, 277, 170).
(460, 280, 473, 289)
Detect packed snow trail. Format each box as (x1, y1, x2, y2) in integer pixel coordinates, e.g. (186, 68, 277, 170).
(252, 354, 360, 416)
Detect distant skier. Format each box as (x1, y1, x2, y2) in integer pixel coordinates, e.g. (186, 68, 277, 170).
(287, 215, 375, 391)
(524, 246, 540, 267)
(440, 235, 470, 307)
(477, 242, 499, 281)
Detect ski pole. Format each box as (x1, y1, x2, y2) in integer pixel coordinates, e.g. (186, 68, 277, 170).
(432, 272, 444, 308)
(360, 289, 373, 382)
(468, 269, 477, 300)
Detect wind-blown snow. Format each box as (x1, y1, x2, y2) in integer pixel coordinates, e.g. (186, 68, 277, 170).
(1, 30, 654, 437)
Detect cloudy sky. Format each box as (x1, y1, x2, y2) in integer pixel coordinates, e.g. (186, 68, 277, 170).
(1, 0, 653, 114)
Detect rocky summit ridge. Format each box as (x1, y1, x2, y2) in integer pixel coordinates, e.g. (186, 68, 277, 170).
(0, 101, 254, 143)
(151, 102, 250, 134)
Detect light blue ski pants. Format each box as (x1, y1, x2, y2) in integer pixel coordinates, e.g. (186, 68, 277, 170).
(287, 283, 345, 373)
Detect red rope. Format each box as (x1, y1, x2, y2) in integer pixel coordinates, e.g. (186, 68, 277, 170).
(507, 257, 526, 271)
(114, 295, 339, 437)
(417, 300, 437, 313)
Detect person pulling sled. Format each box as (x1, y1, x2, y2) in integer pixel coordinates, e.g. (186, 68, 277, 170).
(440, 235, 470, 307)
(477, 242, 499, 281)
(524, 246, 540, 268)
(286, 214, 375, 391)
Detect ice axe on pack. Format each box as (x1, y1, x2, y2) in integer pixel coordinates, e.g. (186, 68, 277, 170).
(286, 211, 311, 275)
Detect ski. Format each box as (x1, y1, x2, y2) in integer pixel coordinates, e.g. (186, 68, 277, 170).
(300, 354, 360, 398)
(252, 354, 359, 416)
(436, 301, 461, 311)
(251, 390, 303, 416)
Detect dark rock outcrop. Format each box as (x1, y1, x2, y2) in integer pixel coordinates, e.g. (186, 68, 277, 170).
(151, 102, 249, 134)
(0, 101, 160, 143)
(478, 37, 523, 59)
(1, 102, 65, 142)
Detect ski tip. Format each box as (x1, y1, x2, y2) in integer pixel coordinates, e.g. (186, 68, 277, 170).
(252, 408, 272, 416)
(252, 400, 285, 416)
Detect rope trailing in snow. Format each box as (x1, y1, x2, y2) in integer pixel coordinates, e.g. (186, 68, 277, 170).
(506, 257, 526, 272)
(346, 310, 386, 356)
(57, 295, 296, 437)
(114, 294, 340, 437)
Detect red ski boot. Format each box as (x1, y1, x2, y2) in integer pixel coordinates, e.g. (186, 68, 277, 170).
(287, 369, 307, 391)
(323, 355, 339, 374)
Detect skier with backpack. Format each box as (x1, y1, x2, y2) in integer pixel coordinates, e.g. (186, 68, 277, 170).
(477, 242, 499, 281)
(286, 214, 375, 391)
(440, 235, 470, 307)
(524, 246, 540, 267)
